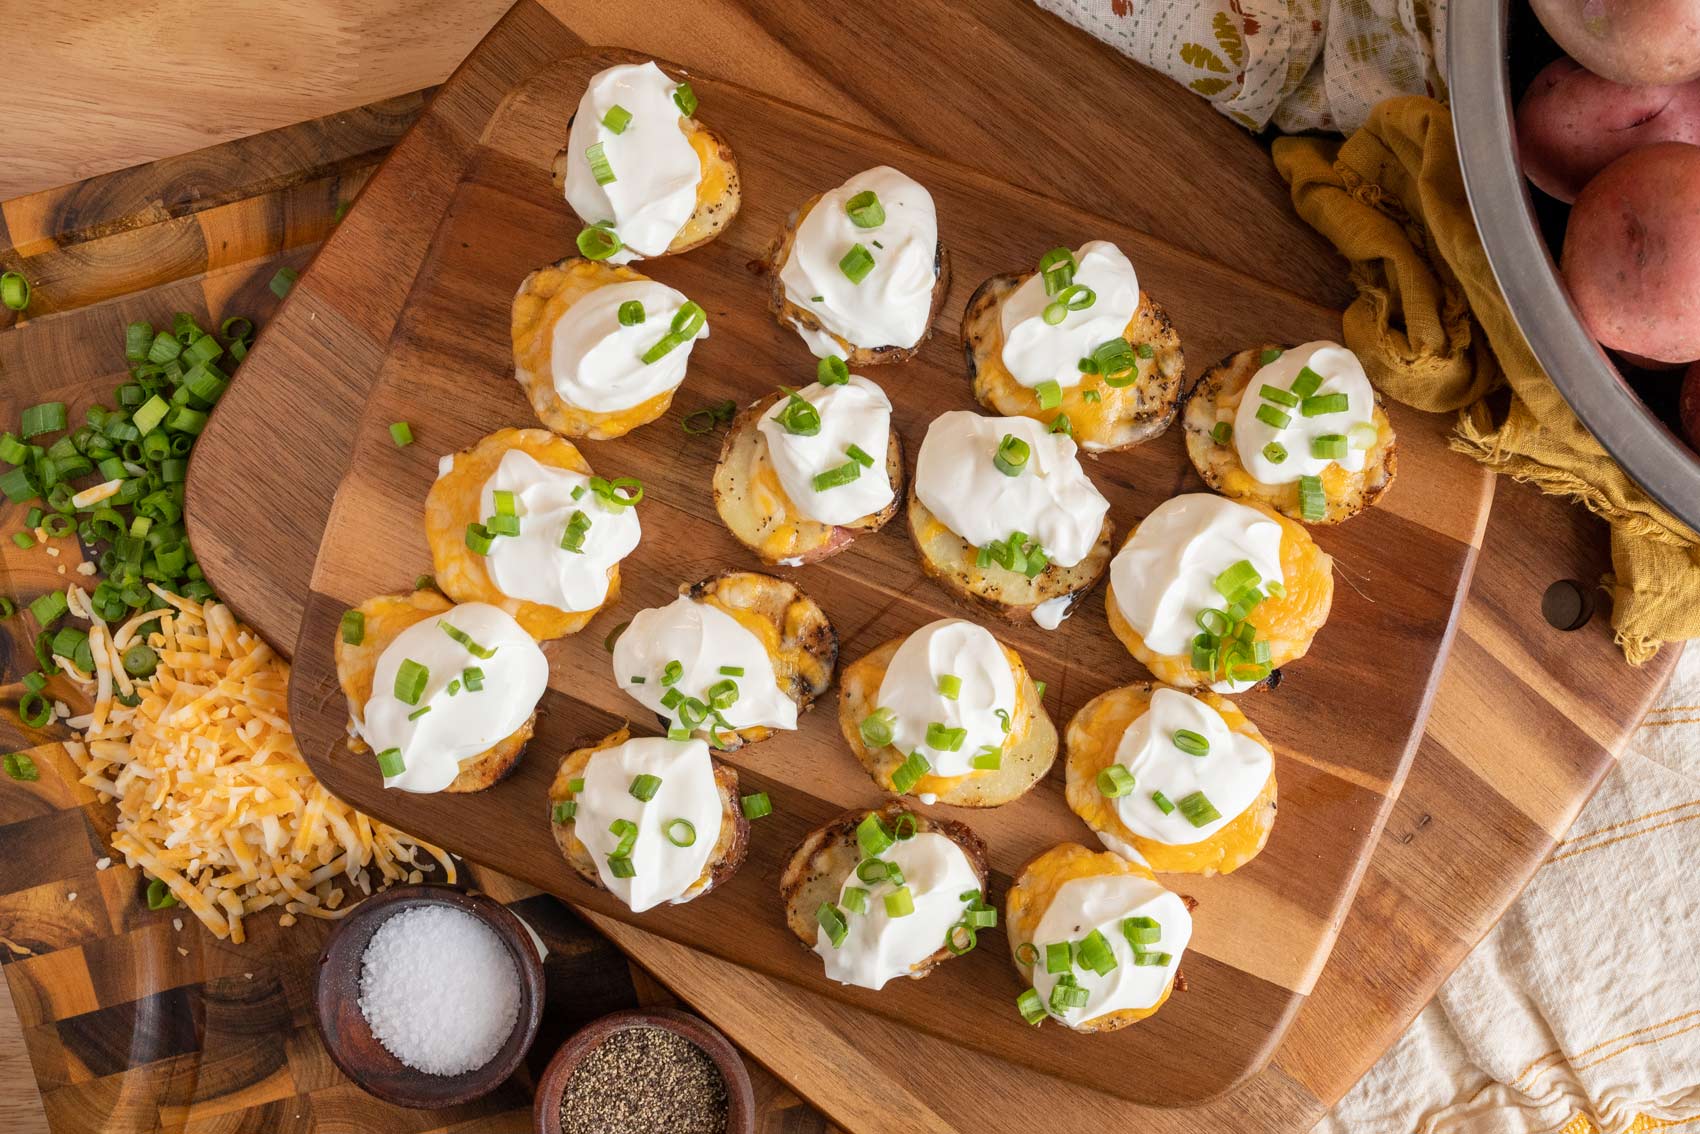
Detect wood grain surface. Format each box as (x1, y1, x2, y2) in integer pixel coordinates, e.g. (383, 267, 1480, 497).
(282, 45, 1488, 1105)
(0, 1, 1679, 1131)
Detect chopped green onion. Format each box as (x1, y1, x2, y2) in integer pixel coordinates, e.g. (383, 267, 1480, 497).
(1211, 421, 1233, 445)
(146, 878, 177, 910)
(845, 442, 875, 467)
(1349, 421, 1380, 449)
(18, 692, 52, 728)
(1037, 247, 1076, 295)
(993, 433, 1030, 477)
(1, 272, 31, 312)
(856, 858, 893, 885)
(817, 355, 850, 385)
(590, 475, 644, 509)
(407, 705, 431, 721)
(1312, 433, 1349, 460)
(560, 509, 592, 553)
(376, 748, 405, 777)
(838, 243, 875, 284)
(12, 532, 34, 550)
(1260, 383, 1299, 407)
(439, 621, 496, 658)
(817, 901, 848, 947)
(1049, 413, 1072, 435)
(123, 643, 158, 678)
(1042, 283, 1096, 325)
(640, 301, 706, 363)
(741, 792, 773, 819)
(844, 190, 885, 228)
(1017, 988, 1046, 1025)
(602, 104, 632, 133)
(388, 421, 413, 447)
(892, 813, 918, 840)
(1290, 365, 1324, 398)
(1035, 380, 1063, 410)
(269, 267, 298, 298)
(1044, 941, 1072, 974)
(664, 818, 696, 847)
(1082, 387, 1102, 403)
(608, 854, 636, 879)
(774, 389, 821, 436)
(1097, 764, 1136, 797)
(856, 812, 894, 857)
(1298, 474, 1326, 522)
(577, 222, 622, 261)
(4, 753, 39, 781)
(1132, 950, 1172, 967)
(618, 300, 645, 326)
(586, 141, 616, 185)
(969, 746, 1001, 770)
(132, 396, 170, 435)
(1050, 974, 1090, 1012)
(552, 800, 576, 824)
(937, 674, 962, 700)
(1255, 404, 1291, 430)
(1091, 339, 1137, 387)
(673, 81, 698, 116)
(21, 403, 67, 438)
(812, 459, 862, 491)
(29, 591, 68, 628)
(1123, 916, 1161, 946)
(610, 817, 639, 856)
(393, 659, 429, 705)
(891, 750, 931, 794)
(946, 924, 977, 954)
(1076, 929, 1117, 975)
(464, 522, 494, 555)
(706, 678, 738, 709)
(1016, 942, 1040, 967)
(1214, 559, 1260, 600)
(1177, 790, 1222, 827)
(924, 722, 966, 751)
(859, 707, 896, 748)
(1263, 441, 1288, 464)
(660, 659, 683, 686)
(842, 886, 868, 914)
(1260, 347, 1284, 365)
(629, 773, 663, 801)
(883, 886, 915, 918)
(1173, 729, 1210, 757)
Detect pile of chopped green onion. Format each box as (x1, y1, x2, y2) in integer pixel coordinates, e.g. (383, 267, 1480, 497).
(1190, 557, 1280, 685)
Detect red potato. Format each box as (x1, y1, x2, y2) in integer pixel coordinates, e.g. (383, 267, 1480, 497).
(1532, 0, 1700, 86)
(1561, 142, 1700, 364)
(1517, 58, 1700, 201)
(1682, 361, 1700, 445)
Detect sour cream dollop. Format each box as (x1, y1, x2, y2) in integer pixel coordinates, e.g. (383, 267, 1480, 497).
(562, 61, 702, 261)
(1105, 688, 1272, 847)
(872, 619, 1016, 778)
(571, 736, 723, 912)
(915, 410, 1110, 568)
(547, 279, 707, 414)
(816, 831, 981, 990)
(612, 596, 797, 737)
(778, 166, 939, 357)
(471, 449, 641, 613)
(1110, 494, 1284, 656)
(359, 603, 550, 794)
(999, 241, 1141, 390)
(1029, 873, 1192, 1027)
(755, 375, 894, 526)
(1231, 341, 1377, 485)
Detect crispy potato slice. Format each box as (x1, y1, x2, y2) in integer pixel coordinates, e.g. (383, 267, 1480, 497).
(1183, 345, 1397, 524)
(333, 589, 534, 792)
(546, 725, 749, 905)
(711, 390, 904, 566)
(837, 637, 1057, 807)
(552, 116, 741, 256)
(1064, 683, 1277, 875)
(906, 485, 1112, 624)
(425, 427, 619, 640)
(780, 801, 989, 981)
(963, 273, 1184, 452)
(1005, 843, 1188, 1032)
(512, 257, 683, 440)
(765, 192, 951, 366)
(1103, 501, 1333, 688)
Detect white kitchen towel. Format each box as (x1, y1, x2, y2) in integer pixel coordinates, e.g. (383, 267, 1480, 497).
(1319, 641, 1700, 1134)
(1036, 0, 1449, 134)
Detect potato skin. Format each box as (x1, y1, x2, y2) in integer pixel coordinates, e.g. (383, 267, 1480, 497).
(1562, 143, 1700, 363)
(1530, 0, 1700, 87)
(1517, 58, 1700, 202)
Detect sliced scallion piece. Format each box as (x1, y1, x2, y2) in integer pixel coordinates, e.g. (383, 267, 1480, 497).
(1173, 729, 1210, 757)
(1096, 764, 1136, 797)
(817, 901, 849, 947)
(617, 300, 645, 326)
(586, 141, 616, 185)
(741, 792, 772, 818)
(602, 104, 632, 133)
(1312, 433, 1349, 460)
(1260, 383, 1299, 407)
(993, 433, 1030, 477)
(629, 773, 663, 802)
(883, 886, 915, 918)
(1177, 790, 1222, 827)
(1211, 421, 1233, 445)
(393, 659, 429, 705)
(838, 243, 875, 284)
(891, 750, 931, 794)
(440, 621, 497, 658)
(665, 818, 696, 847)
(817, 355, 850, 385)
(376, 748, 405, 777)
(1255, 404, 1291, 430)
(937, 673, 962, 700)
(855, 812, 894, 857)
(577, 222, 622, 261)
(844, 190, 885, 228)
(389, 421, 413, 447)
(1290, 365, 1324, 398)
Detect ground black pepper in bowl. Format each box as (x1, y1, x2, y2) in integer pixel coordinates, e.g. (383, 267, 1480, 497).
(559, 1025, 729, 1134)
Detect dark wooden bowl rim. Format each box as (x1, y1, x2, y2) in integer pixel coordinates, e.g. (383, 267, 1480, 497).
(313, 883, 545, 1109)
(533, 1006, 756, 1134)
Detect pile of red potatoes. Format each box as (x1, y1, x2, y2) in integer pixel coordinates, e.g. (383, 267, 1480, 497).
(1516, 0, 1700, 443)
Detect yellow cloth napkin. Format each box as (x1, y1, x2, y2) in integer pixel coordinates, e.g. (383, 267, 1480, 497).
(1271, 96, 1700, 663)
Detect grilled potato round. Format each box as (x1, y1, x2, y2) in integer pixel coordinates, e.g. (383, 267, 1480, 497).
(656, 571, 838, 751)
(333, 589, 534, 792)
(552, 110, 740, 257)
(766, 193, 951, 366)
(781, 802, 989, 981)
(907, 486, 1113, 624)
(837, 636, 1057, 807)
(547, 726, 749, 904)
(1183, 345, 1397, 524)
(1104, 502, 1333, 689)
(1064, 683, 1276, 875)
(512, 257, 692, 440)
(712, 390, 904, 566)
(426, 427, 621, 640)
(963, 273, 1184, 452)
(1005, 843, 1188, 1032)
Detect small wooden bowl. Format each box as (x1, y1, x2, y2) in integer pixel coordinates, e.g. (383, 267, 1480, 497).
(313, 884, 545, 1109)
(533, 1007, 756, 1134)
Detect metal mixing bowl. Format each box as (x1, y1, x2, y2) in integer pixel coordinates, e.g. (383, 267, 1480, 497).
(1449, 0, 1700, 531)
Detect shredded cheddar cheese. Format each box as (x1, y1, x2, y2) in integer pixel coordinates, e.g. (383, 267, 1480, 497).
(59, 584, 454, 942)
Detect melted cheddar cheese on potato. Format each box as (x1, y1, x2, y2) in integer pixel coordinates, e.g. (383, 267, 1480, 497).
(512, 258, 707, 440)
(1105, 493, 1333, 690)
(964, 241, 1184, 452)
(1065, 683, 1276, 875)
(1184, 342, 1396, 525)
(837, 618, 1056, 808)
(1006, 843, 1193, 1032)
(554, 60, 740, 260)
(427, 428, 640, 640)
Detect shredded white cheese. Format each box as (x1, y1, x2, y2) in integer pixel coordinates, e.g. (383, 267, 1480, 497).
(60, 585, 455, 942)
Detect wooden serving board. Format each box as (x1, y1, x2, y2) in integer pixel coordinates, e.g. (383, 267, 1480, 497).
(283, 48, 1490, 1104)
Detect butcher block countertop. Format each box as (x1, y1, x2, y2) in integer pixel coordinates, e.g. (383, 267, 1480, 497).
(0, 2, 1677, 1131)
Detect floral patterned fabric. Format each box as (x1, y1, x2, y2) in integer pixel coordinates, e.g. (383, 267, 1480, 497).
(1035, 0, 1449, 133)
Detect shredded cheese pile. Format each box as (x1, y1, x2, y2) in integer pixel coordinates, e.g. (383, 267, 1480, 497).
(58, 584, 454, 942)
